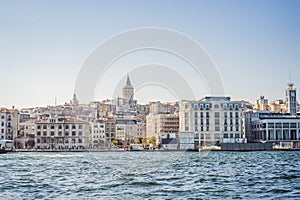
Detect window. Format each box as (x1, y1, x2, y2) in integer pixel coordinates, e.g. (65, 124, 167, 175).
(72, 125, 76, 129)
(194, 112, 198, 118)
(224, 119, 228, 125)
(43, 125, 47, 129)
(214, 104, 219, 109)
(200, 134, 204, 139)
(230, 112, 233, 118)
(79, 125, 82, 129)
(185, 112, 189, 117)
(79, 131, 82, 136)
(235, 112, 239, 118)
(72, 131, 76, 136)
(37, 139, 40, 143)
(224, 133, 228, 138)
(51, 125, 54, 129)
(65, 132, 69, 136)
(205, 134, 211, 139)
(230, 133, 234, 138)
(65, 125, 69, 129)
(224, 126, 228, 132)
(215, 119, 220, 125)
(236, 126, 239, 131)
(43, 131, 47, 136)
(215, 126, 220, 131)
(235, 134, 240, 138)
(37, 125, 41, 129)
(275, 123, 282, 128)
(224, 112, 227, 118)
(291, 123, 297, 128)
(37, 131, 41, 136)
(214, 112, 220, 118)
(50, 131, 54, 136)
(283, 123, 289, 129)
(206, 112, 209, 118)
(58, 125, 62, 129)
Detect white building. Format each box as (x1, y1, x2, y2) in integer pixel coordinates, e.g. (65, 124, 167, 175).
(34, 117, 90, 149)
(0, 108, 18, 140)
(91, 119, 106, 148)
(248, 112, 300, 147)
(179, 97, 244, 149)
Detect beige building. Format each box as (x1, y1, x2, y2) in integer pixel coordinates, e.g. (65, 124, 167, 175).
(269, 100, 286, 113)
(35, 117, 90, 149)
(16, 120, 36, 149)
(254, 96, 270, 111)
(146, 113, 179, 138)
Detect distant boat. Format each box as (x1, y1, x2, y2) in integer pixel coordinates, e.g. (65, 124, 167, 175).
(0, 139, 14, 152)
(130, 144, 144, 151)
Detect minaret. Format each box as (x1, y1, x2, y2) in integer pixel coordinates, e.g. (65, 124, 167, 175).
(286, 82, 297, 115)
(122, 75, 134, 103)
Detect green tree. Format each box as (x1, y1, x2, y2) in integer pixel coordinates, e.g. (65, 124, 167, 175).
(149, 136, 156, 146)
(112, 140, 118, 146)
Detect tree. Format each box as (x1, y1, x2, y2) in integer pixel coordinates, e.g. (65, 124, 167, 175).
(142, 137, 147, 146)
(112, 140, 118, 146)
(149, 136, 156, 146)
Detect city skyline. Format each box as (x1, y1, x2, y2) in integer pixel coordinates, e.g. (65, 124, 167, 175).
(1, 0, 300, 108)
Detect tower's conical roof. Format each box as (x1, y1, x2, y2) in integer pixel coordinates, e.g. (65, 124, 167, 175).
(125, 75, 132, 87)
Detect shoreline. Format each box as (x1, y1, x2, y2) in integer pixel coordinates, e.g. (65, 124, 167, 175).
(11, 148, 300, 153)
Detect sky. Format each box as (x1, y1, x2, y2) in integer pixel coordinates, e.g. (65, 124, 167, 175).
(0, 0, 300, 108)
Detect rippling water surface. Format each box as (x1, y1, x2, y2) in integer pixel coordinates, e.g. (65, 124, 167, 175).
(1, 151, 300, 199)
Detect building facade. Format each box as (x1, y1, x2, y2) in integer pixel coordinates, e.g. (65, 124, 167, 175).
(179, 97, 244, 149)
(0, 108, 18, 140)
(115, 119, 138, 144)
(146, 113, 179, 138)
(247, 112, 300, 146)
(91, 119, 106, 148)
(34, 117, 90, 149)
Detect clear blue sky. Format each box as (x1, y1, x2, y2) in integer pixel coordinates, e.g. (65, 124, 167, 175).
(0, 0, 300, 108)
